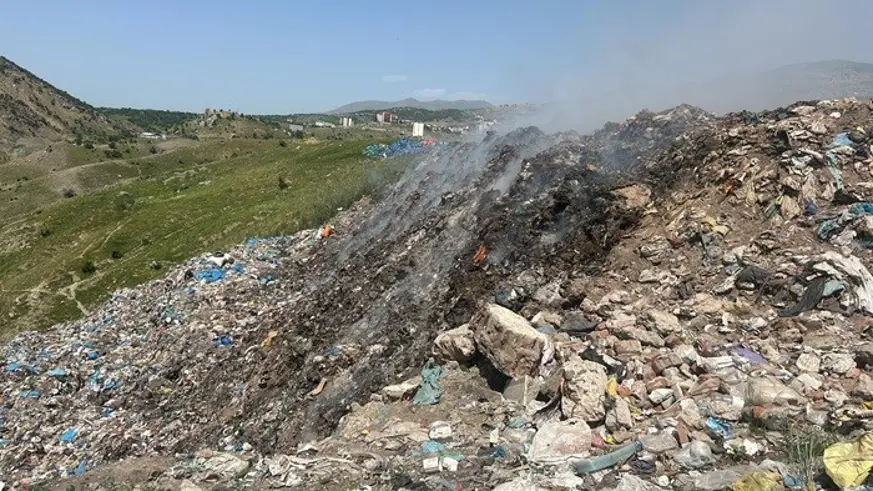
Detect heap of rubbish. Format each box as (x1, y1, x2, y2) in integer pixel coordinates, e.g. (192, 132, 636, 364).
(7, 99, 873, 490)
(362, 138, 439, 158)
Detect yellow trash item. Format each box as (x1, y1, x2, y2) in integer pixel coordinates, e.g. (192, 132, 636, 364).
(731, 471, 784, 491)
(824, 433, 873, 489)
(605, 377, 617, 397)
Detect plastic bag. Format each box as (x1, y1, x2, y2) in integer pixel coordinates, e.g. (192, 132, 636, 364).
(823, 433, 873, 489)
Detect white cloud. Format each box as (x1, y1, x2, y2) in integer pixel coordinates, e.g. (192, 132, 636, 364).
(381, 74, 408, 83)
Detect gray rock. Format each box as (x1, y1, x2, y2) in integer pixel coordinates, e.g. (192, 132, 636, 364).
(534, 281, 564, 307)
(606, 397, 633, 430)
(432, 324, 476, 362)
(382, 376, 421, 400)
(852, 373, 873, 400)
(561, 357, 608, 422)
(823, 353, 856, 375)
(611, 475, 661, 491)
(705, 394, 743, 421)
(795, 353, 821, 373)
(504, 375, 541, 405)
(475, 304, 548, 378)
(641, 432, 679, 454)
(674, 441, 715, 469)
(645, 310, 680, 335)
(619, 327, 665, 348)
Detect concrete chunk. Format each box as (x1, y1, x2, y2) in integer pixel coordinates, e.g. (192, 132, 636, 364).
(433, 324, 476, 362)
(475, 304, 547, 378)
(561, 357, 607, 422)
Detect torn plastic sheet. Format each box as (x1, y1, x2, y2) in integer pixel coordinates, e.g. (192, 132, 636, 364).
(812, 251, 873, 315)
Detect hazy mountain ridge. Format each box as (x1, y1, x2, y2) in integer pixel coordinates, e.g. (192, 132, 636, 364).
(327, 97, 493, 114)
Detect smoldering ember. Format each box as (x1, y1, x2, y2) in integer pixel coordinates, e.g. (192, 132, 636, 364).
(8, 98, 873, 490)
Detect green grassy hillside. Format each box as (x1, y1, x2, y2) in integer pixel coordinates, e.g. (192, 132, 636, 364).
(0, 138, 404, 335)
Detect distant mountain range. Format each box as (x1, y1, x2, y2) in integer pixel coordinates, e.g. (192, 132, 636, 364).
(327, 98, 493, 114)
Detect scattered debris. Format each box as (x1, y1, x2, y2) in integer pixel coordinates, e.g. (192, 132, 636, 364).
(6, 99, 873, 489)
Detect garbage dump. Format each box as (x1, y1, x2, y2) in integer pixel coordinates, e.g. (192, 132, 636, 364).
(5, 99, 873, 489)
(362, 137, 438, 158)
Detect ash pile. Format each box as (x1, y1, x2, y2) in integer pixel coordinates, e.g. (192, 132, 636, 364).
(6, 99, 873, 490)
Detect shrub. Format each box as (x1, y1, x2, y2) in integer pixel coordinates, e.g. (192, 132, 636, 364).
(62, 188, 76, 198)
(81, 261, 97, 274)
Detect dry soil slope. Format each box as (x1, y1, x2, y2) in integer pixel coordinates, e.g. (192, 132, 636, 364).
(0, 56, 134, 158)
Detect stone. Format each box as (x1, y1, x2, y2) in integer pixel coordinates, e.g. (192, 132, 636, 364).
(796, 373, 823, 391)
(852, 373, 873, 400)
(645, 310, 681, 335)
(640, 236, 671, 262)
(649, 388, 674, 405)
(618, 327, 665, 348)
(674, 441, 715, 469)
(534, 281, 564, 307)
(614, 339, 642, 355)
(678, 398, 703, 428)
(796, 353, 821, 373)
(561, 311, 597, 334)
(432, 324, 476, 362)
(674, 344, 699, 364)
(823, 353, 856, 375)
(825, 389, 848, 406)
(529, 419, 592, 461)
(746, 377, 805, 406)
(603, 312, 636, 330)
(780, 195, 802, 220)
(641, 431, 679, 454)
(180, 481, 204, 491)
(561, 357, 608, 422)
(706, 394, 744, 421)
(613, 184, 652, 209)
(652, 353, 682, 373)
(503, 375, 541, 406)
(612, 475, 661, 491)
(744, 317, 768, 331)
(856, 343, 873, 368)
(475, 304, 548, 378)
(605, 397, 633, 430)
(382, 376, 421, 400)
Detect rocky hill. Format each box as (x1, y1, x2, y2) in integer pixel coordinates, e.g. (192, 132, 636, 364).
(5, 98, 873, 490)
(0, 56, 132, 158)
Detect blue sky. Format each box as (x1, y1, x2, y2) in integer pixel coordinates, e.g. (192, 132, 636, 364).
(2, 1, 872, 114)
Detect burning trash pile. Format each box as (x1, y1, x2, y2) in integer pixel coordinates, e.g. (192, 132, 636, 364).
(362, 137, 439, 158)
(5, 99, 873, 490)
